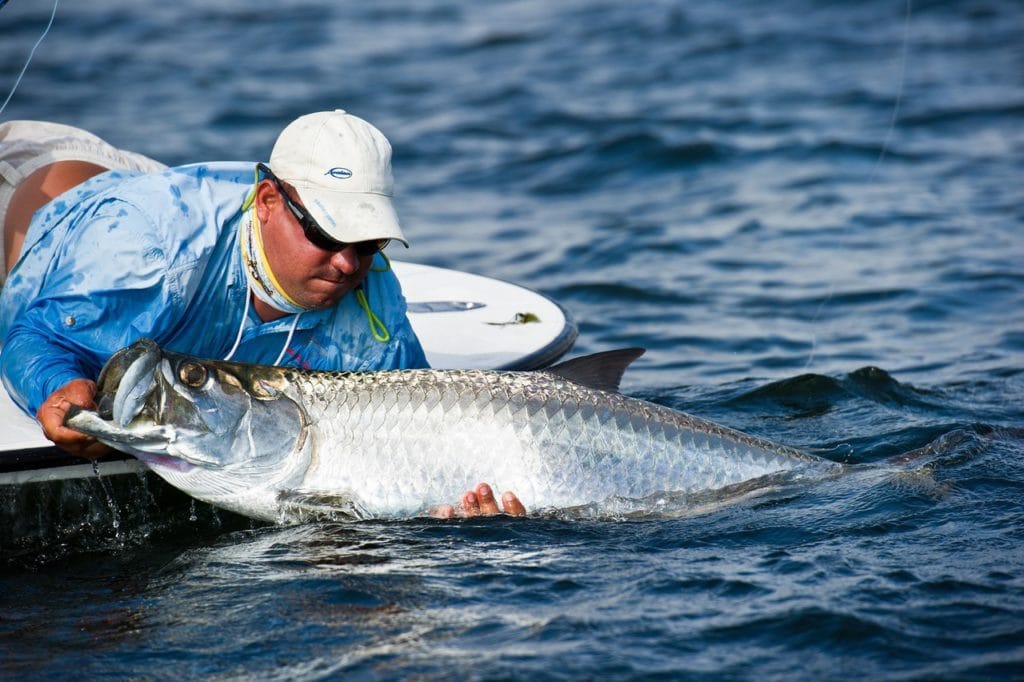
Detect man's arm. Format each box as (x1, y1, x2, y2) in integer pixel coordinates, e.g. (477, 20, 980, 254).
(1, 325, 106, 454)
(1, 204, 179, 452)
(1, 319, 101, 416)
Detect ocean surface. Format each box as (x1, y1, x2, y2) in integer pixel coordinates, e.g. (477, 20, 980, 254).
(2, 0, 1023, 678)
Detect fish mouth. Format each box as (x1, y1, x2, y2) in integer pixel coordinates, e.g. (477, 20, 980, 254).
(95, 338, 162, 425)
(65, 404, 195, 473)
(65, 404, 174, 451)
(67, 340, 190, 456)
(100, 341, 189, 435)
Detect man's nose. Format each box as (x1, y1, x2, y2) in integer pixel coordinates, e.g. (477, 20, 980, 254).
(329, 245, 362, 274)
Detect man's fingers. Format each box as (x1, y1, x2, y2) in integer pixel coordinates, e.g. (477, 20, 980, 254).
(422, 483, 528, 520)
(38, 400, 86, 442)
(429, 504, 456, 519)
(36, 379, 102, 458)
(49, 428, 101, 458)
(474, 483, 501, 515)
(501, 491, 526, 517)
(459, 485, 526, 517)
(461, 490, 480, 516)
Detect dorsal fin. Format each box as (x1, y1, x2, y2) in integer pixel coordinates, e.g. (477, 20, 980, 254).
(543, 348, 645, 392)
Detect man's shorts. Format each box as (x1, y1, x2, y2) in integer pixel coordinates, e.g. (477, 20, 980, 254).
(0, 120, 166, 284)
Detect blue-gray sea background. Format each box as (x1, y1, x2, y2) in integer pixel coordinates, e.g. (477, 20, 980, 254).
(2, 0, 1023, 678)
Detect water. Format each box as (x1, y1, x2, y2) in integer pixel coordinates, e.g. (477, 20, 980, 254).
(2, 0, 1023, 677)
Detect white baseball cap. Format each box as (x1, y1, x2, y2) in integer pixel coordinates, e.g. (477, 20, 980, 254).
(268, 109, 407, 246)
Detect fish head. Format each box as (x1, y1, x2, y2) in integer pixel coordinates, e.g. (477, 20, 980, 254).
(67, 339, 310, 511)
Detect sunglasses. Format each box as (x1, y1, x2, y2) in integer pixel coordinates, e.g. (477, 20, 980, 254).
(257, 163, 389, 256)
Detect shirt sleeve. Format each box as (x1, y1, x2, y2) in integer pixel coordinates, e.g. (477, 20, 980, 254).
(1, 200, 181, 415)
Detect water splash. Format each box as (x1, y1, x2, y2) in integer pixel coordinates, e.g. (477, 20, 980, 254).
(92, 461, 123, 539)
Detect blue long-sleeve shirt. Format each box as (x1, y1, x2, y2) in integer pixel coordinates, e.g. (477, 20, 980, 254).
(0, 162, 427, 416)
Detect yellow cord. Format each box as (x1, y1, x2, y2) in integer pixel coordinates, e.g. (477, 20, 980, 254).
(355, 287, 390, 343)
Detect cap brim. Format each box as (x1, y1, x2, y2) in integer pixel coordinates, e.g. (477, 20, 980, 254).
(292, 185, 408, 247)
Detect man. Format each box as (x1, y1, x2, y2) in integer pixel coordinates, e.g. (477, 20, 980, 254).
(0, 112, 525, 517)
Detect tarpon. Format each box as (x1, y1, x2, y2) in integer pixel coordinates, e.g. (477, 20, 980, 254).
(66, 339, 829, 522)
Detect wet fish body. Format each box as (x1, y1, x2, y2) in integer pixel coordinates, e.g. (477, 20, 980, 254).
(67, 340, 826, 522)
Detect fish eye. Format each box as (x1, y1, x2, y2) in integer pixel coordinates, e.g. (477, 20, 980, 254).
(179, 362, 209, 388)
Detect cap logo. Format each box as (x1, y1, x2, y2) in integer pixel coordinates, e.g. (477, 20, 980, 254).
(325, 167, 353, 180)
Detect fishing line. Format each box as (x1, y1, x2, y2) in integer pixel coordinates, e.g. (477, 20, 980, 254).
(868, 0, 913, 182)
(805, 0, 913, 371)
(802, 284, 834, 371)
(0, 0, 61, 118)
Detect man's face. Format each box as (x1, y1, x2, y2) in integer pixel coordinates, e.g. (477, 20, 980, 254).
(255, 179, 375, 310)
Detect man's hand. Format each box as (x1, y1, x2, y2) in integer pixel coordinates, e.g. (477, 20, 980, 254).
(35, 378, 111, 459)
(430, 482, 527, 519)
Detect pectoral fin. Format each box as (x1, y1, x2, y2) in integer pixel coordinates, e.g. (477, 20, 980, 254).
(276, 489, 371, 522)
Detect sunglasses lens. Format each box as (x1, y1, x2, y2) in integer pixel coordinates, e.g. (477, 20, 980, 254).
(355, 239, 389, 257)
(302, 222, 345, 251)
(303, 223, 387, 257)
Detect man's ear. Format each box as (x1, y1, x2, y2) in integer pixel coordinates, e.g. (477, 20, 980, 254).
(254, 179, 279, 223)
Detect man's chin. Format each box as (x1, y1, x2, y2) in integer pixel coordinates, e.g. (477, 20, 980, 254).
(302, 281, 354, 309)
